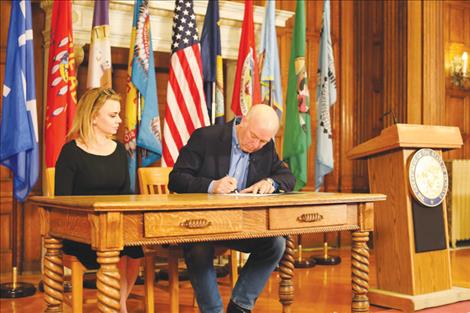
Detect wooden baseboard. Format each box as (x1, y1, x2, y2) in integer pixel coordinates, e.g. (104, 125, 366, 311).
(369, 287, 470, 313)
(454, 281, 470, 289)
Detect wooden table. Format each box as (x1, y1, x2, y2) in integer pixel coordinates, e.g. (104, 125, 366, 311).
(30, 192, 385, 313)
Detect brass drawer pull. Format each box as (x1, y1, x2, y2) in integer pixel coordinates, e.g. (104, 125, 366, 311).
(180, 219, 212, 229)
(297, 213, 323, 223)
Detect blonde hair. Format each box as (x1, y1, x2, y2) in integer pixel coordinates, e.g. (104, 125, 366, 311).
(68, 87, 121, 144)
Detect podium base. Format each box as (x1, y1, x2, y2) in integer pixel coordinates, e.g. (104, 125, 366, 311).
(369, 286, 470, 313)
(294, 259, 316, 268)
(311, 255, 341, 265)
(0, 282, 36, 298)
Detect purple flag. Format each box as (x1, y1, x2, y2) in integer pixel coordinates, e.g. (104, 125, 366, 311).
(87, 0, 112, 88)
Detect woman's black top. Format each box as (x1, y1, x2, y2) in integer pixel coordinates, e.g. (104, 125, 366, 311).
(55, 140, 143, 269)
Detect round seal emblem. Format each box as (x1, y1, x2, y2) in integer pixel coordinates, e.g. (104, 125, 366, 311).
(408, 148, 448, 207)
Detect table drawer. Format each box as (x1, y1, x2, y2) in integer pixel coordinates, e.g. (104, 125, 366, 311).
(269, 204, 347, 230)
(144, 210, 242, 238)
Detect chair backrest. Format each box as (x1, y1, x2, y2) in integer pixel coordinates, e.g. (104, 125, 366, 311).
(45, 167, 55, 196)
(46, 167, 172, 196)
(138, 167, 173, 195)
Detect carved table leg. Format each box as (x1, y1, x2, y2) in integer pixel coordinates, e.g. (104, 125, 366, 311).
(351, 231, 370, 313)
(43, 236, 64, 313)
(279, 235, 295, 313)
(96, 251, 121, 313)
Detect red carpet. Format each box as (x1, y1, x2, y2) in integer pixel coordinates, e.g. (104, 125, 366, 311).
(372, 301, 470, 312)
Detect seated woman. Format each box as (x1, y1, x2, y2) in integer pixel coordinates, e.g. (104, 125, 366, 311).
(55, 87, 142, 313)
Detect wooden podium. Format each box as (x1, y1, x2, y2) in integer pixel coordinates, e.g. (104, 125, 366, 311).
(348, 124, 470, 312)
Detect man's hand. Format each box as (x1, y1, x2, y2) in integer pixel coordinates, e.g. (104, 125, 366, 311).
(212, 176, 238, 194)
(241, 178, 275, 194)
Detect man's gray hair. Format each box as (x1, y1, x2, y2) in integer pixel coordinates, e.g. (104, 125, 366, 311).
(245, 104, 280, 135)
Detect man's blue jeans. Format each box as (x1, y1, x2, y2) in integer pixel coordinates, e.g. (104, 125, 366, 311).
(183, 236, 286, 313)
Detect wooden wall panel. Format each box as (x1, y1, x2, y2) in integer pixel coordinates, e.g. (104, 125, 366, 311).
(352, 0, 468, 193)
(22, 201, 41, 273)
(0, 198, 13, 273)
(326, 1, 342, 191)
(444, 95, 470, 160)
(467, 6, 470, 45)
(444, 1, 470, 162)
(383, 1, 407, 127)
(406, 0, 423, 124)
(422, 1, 445, 125)
(339, 0, 355, 193)
(449, 7, 465, 44)
(353, 0, 384, 192)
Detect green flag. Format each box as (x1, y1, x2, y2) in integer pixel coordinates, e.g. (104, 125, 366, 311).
(283, 0, 311, 191)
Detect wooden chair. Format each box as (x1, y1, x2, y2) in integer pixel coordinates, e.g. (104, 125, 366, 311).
(45, 168, 89, 312)
(44, 168, 154, 313)
(138, 167, 238, 313)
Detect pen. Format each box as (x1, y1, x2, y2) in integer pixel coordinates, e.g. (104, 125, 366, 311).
(225, 173, 238, 194)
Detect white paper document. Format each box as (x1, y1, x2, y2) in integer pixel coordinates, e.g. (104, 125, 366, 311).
(223, 192, 283, 197)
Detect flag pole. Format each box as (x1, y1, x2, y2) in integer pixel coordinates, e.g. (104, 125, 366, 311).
(310, 233, 341, 265)
(268, 80, 273, 107)
(294, 234, 316, 268)
(211, 82, 216, 124)
(0, 196, 36, 298)
(136, 92, 142, 192)
(133, 91, 149, 285)
(310, 0, 340, 266)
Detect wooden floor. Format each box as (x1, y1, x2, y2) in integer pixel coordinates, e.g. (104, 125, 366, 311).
(0, 247, 469, 313)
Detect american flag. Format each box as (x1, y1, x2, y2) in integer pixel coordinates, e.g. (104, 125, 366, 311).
(162, 0, 210, 167)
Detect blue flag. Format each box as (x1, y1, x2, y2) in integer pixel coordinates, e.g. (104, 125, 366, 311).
(0, 0, 39, 202)
(201, 0, 225, 125)
(315, 0, 337, 190)
(132, 0, 162, 167)
(259, 0, 283, 119)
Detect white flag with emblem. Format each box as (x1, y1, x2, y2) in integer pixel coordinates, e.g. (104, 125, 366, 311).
(315, 0, 337, 191)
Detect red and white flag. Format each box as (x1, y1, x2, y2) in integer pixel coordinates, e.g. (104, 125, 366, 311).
(162, 0, 210, 167)
(231, 0, 261, 116)
(45, 0, 77, 168)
